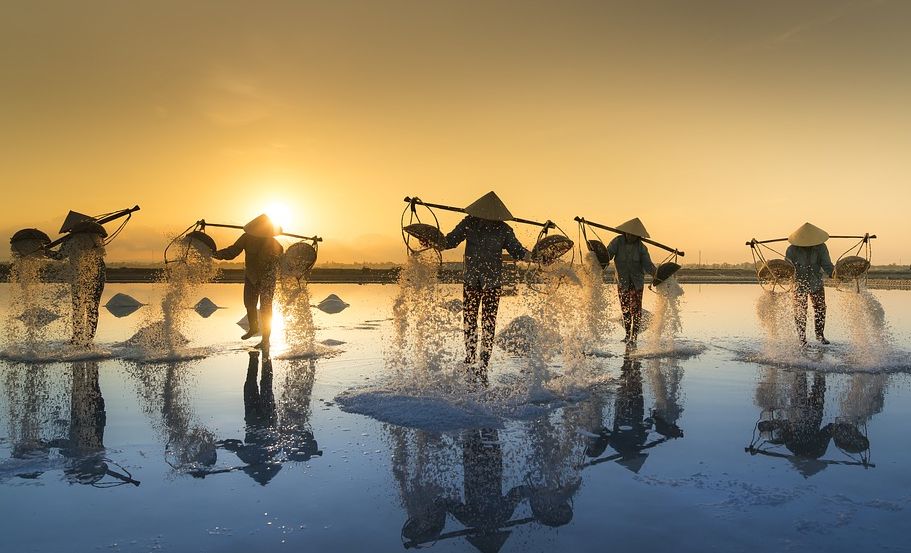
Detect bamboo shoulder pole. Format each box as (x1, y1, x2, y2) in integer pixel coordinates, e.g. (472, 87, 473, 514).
(197, 220, 322, 242)
(575, 216, 684, 256)
(404, 197, 553, 229)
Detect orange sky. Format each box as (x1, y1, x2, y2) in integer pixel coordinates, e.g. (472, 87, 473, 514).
(2, 1, 909, 264)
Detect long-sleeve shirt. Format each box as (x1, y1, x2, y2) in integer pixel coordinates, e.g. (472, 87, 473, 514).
(445, 216, 529, 289)
(605, 235, 656, 290)
(786, 244, 834, 293)
(215, 234, 284, 285)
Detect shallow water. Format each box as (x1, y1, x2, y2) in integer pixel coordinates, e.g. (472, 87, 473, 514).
(1, 283, 910, 552)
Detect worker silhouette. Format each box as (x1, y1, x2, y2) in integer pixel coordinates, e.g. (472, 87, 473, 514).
(52, 220, 108, 347)
(601, 218, 656, 345)
(443, 192, 531, 381)
(785, 223, 835, 345)
(214, 214, 284, 350)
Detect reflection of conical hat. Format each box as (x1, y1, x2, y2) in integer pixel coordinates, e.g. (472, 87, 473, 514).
(788, 222, 828, 246)
(465, 192, 513, 221)
(243, 214, 281, 238)
(616, 218, 650, 238)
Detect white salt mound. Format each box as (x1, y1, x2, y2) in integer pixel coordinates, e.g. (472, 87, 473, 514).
(316, 294, 349, 314)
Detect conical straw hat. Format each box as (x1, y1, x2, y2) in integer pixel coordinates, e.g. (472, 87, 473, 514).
(788, 222, 828, 247)
(464, 191, 513, 221)
(615, 217, 650, 239)
(59, 210, 94, 233)
(244, 214, 282, 238)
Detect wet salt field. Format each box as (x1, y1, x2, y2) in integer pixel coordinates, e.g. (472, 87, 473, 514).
(2, 282, 911, 553)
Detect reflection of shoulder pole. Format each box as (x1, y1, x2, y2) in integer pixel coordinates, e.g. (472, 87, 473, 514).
(197, 220, 322, 242)
(402, 517, 535, 549)
(744, 446, 875, 468)
(575, 216, 684, 256)
(404, 197, 554, 229)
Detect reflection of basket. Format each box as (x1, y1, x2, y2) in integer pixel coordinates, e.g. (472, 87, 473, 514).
(532, 235, 574, 265)
(757, 259, 795, 281)
(403, 223, 446, 251)
(834, 256, 870, 280)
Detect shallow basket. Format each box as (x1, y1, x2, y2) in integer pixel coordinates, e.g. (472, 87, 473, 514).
(403, 223, 446, 250)
(10, 228, 51, 257)
(532, 235, 574, 265)
(757, 259, 795, 282)
(281, 241, 318, 279)
(834, 256, 870, 280)
(586, 239, 610, 267)
(652, 262, 681, 286)
(184, 231, 217, 254)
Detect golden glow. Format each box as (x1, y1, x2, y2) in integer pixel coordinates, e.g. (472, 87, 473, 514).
(2, 2, 910, 264)
(263, 202, 292, 233)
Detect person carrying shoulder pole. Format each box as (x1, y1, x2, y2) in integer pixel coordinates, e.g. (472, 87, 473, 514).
(443, 192, 531, 381)
(786, 223, 834, 346)
(53, 221, 108, 347)
(214, 214, 284, 351)
(603, 218, 656, 345)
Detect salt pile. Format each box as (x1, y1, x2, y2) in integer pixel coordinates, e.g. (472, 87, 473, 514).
(316, 294, 349, 314)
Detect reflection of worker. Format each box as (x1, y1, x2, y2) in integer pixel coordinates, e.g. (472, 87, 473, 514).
(603, 218, 656, 345)
(214, 214, 284, 350)
(222, 351, 282, 485)
(785, 223, 834, 346)
(444, 192, 530, 377)
(54, 222, 107, 347)
(584, 355, 681, 471)
(757, 372, 832, 478)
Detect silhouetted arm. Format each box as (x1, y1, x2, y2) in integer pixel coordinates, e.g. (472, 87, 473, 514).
(444, 217, 470, 250)
(605, 236, 620, 263)
(503, 226, 530, 260)
(785, 245, 797, 263)
(214, 235, 246, 260)
(819, 245, 835, 278)
(641, 245, 657, 275)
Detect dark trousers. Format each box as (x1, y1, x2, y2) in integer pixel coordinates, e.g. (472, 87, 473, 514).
(463, 286, 501, 367)
(244, 277, 276, 340)
(618, 287, 644, 339)
(793, 287, 826, 341)
(71, 266, 105, 345)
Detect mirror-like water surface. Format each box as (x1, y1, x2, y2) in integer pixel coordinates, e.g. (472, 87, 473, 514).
(1, 283, 910, 553)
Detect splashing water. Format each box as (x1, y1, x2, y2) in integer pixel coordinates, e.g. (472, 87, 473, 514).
(4, 255, 64, 352)
(839, 372, 887, 423)
(576, 252, 615, 351)
(755, 290, 799, 355)
(836, 287, 892, 367)
(122, 361, 218, 472)
(126, 238, 217, 356)
(520, 261, 591, 398)
(645, 357, 685, 430)
(388, 253, 460, 389)
(644, 276, 684, 352)
(275, 276, 318, 358)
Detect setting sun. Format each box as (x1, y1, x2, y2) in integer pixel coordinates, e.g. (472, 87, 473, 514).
(263, 202, 292, 233)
